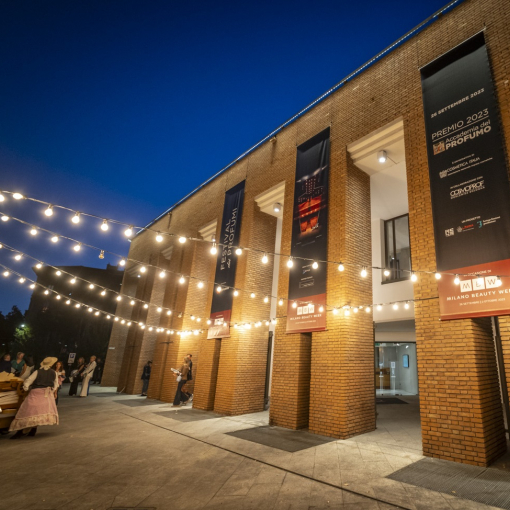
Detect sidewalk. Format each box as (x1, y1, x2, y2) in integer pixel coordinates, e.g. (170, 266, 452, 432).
(1, 385, 508, 510)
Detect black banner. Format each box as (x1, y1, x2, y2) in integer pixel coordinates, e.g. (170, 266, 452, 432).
(421, 32, 510, 319)
(208, 180, 245, 338)
(286, 128, 329, 333)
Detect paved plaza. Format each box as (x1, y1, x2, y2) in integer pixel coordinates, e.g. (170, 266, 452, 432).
(1, 387, 509, 510)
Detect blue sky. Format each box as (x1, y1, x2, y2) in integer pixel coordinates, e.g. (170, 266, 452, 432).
(0, 0, 450, 313)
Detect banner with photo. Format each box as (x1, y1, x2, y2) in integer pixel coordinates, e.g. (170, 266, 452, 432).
(208, 181, 245, 338)
(421, 32, 510, 320)
(286, 128, 329, 333)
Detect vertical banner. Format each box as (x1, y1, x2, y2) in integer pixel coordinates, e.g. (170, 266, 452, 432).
(286, 128, 330, 333)
(421, 32, 510, 320)
(207, 181, 245, 338)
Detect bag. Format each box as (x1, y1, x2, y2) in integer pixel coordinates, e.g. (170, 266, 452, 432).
(176, 375, 182, 382)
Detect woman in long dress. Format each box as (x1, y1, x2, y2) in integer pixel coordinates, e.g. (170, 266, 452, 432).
(69, 357, 85, 396)
(79, 356, 96, 397)
(9, 357, 59, 439)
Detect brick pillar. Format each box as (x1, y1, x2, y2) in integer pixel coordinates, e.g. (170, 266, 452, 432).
(406, 101, 507, 465)
(308, 152, 374, 438)
(269, 327, 311, 429)
(193, 338, 221, 411)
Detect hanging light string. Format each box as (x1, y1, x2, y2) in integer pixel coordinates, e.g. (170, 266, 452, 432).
(0, 205, 505, 290)
(0, 238, 440, 324)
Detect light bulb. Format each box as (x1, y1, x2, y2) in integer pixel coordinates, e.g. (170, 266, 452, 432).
(100, 219, 109, 231)
(119, 258, 126, 266)
(233, 289, 239, 296)
(143, 304, 149, 309)
(127, 322, 131, 326)
(250, 292, 256, 298)
(383, 269, 390, 276)
(139, 266, 146, 273)
(178, 236, 186, 244)
(190, 315, 195, 320)
(30, 283, 36, 289)
(124, 226, 133, 237)
(72, 212, 80, 224)
(36, 263, 42, 269)
(378, 150, 387, 163)
(197, 317, 201, 322)
(287, 258, 294, 268)
(159, 271, 166, 278)
(365, 306, 371, 313)
(0, 193, 3, 202)
(156, 233, 163, 242)
(338, 263, 345, 272)
(497, 276, 502, 287)
(130, 300, 135, 306)
(344, 308, 350, 316)
(73, 243, 81, 252)
(377, 305, 382, 311)
(454, 275, 460, 285)
(51, 236, 58, 243)
(75, 303, 80, 308)
(179, 276, 185, 284)
(312, 261, 318, 269)
(105, 314, 110, 319)
(95, 311, 100, 316)
(319, 305, 324, 313)
(120, 320, 125, 324)
(207, 319, 211, 325)
(292, 302, 297, 308)
(89, 283, 94, 289)
(360, 267, 368, 278)
(393, 303, 399, 310)
(197, 280, 204, 288)
(210, 244, 217, 255)
(101, 290, 106, 296)
(99, 250, 104, 259)
(14, 254, 22, 260)
(148, 327, 153, 331)
(44, 290, 49, 295)
(261, 253, 268, 264)
(70, 278, 76, 284)
(116, 296, 122, 301)
(435, 272, 441, 280)
(166, 310, 172, 316)
(65, 299, 70, 305)
(19, 277, 25, 283)
(56, 295, 61, 300)
(353, 307, 359, 313)
(278, 299, 283, 306)
(404, 302, 410, 310)
(1, 215, 9, 221)
(30, 227, 37, 236)
(88, 307, 93, 312)
(157, 307, 162, 313)
(12, 193, 24, 200)
(114, 317, 119, 322)
(332, 308, 339, 315)
(45, 205, 54, 216)
(264, 296, 269, 303)
(216, 285, 222, 293)
(411, 272, 418, 282)
(235, 247, 242, 255)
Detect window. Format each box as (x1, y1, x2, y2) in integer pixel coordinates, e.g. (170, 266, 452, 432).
(383, 214, 411, 283)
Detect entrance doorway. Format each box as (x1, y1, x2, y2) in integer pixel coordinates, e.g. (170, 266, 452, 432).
(375, 342, 418, 396)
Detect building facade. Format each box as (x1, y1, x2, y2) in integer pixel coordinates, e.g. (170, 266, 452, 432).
(103, 0, 510, 467)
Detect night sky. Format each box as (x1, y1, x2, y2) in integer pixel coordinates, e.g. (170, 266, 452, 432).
(0, 0, 449, 314)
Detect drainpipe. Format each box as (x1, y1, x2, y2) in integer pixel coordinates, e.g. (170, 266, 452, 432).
(491, 317, 510, 437)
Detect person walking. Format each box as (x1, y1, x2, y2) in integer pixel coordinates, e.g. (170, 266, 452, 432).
(53, 361, 66, 405)
(79, 356, 96, 397)
(140, 361, 152, 396)
(9, 356, 59, 439)
(11, 352, 25, 376)
(182, 354, 193, 404)
(69, 357, 85, 396)
(172, 357, 190, 407)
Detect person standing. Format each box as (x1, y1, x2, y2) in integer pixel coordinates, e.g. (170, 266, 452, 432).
(140, 361, 152, 396)
(79, 356, 96, 397)
(172, 357, 190, 407)
(20, 356, 35, 380)
(11, 352, 25, 376)
(182, 354, 193, 404)
(53, 361, 66, 405)
(69, 357, 85, 396)
(9, 357, 59, 439)
(92, 357, 103, 385)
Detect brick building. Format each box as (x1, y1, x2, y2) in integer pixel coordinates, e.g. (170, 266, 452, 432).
(103, 0, 510, 467)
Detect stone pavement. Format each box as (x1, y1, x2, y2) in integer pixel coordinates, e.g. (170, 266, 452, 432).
(0, 386, 506, 510)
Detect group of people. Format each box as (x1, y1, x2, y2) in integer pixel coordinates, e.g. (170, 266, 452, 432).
(68, 356, 99, 397)
(0, 352, 35, 380)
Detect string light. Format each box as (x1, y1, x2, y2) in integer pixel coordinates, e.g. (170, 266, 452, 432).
(99, 250, 105, 259)
(73, 243, 81, 252)
(156, 232, 163, 242)
(157, 307, 162, 313)
(51, 236, 58, 243)
(338, 263, 344, 272)
(454, 275, 460, 285)
(377, 305, 382, 311)
(166, 310, 172, 316)
(14, 254, 22, 261)
(233, 289, 239, 296)
(12, 193, 24, 200)
(119, 258, 126, 266)
(159, 270, 166, 278)
(130, 300, 135, 306)
(435, 272, 441, 280)
(216, 285, 222, 293)
(344, 308, 350, 316)
(393, 303, 399, 310)
(88, 283, 94, 289)
(319, 305, 324, 312)
(383, 269, 390, 276)
(19, 277, 25, 283)
(287, 257, 293, 268)
(3, 270, 10, 277)
(116, 296, 122, 301)
(101, 290, 106, 296)
(44, 205, 54, 217)
(197, 281, 204, 289)
(143, 304, 149, 309)
(365, 306, 371, 313)
(264, 296, 269, 303)
(139, 266, 146, 273)
(100, 219, 109, 231)
(179, 275, 185, 284)
(1, 215, 9, 222)
(261, 253, 268, 264)
(360, 267, 368, 278)
(30, 227, 37, 236)
(292, 302, 297, 308)
(404, 302, 410, 310)
(411, 272, 418, 282)
(72, 212, 80, 224)
(70, 278, 76, 284)
(332, 308, 338, 315)
(0, 193, 3, 202)
(36, 263, 42, 269)
(56, 295, 61, 300)
(210, 242, 217, 255)
(178, 236, 186, 244)
(124, 226, 133, 237)
(278, 299, 283, 306)
(235, 247, 242, 256)
(497, 276, 502, 287)
(250, 292, 256, 298)
(312, 261, 318, 269)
